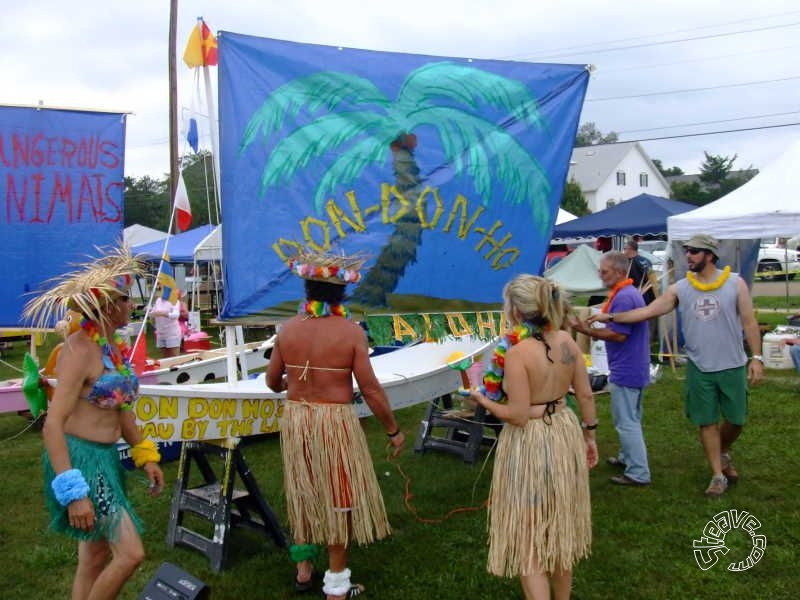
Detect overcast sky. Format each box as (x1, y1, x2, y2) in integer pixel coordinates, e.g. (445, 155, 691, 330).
(5, 1, 799, 180)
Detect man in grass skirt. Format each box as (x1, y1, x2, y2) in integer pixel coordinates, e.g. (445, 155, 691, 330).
(266, 248, 405, 600)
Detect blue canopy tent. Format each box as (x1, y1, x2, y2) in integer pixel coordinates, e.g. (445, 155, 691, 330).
(551, 194, 696, 239)
(131, 225, 216, 262)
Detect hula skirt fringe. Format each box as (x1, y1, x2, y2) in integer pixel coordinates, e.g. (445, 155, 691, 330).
(280, 400, 390, 546)
(487, 409, 591, 577)
(43, 435, 142, 542)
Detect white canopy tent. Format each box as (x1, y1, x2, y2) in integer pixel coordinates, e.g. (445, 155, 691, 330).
(668, 140, 800, 240)
(194, 224, 222, 262)
(555, 208, 577, 225)
(667, 140, 800, 286)
(123, 224, 169, 248)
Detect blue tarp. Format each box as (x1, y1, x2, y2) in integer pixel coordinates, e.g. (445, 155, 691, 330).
(131, 224, 215, 262)
(218, 33, 590, 316)
(552, 194, 696, 239)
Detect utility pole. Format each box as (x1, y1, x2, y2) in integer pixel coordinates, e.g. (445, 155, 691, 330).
(168, 0, 179, 226)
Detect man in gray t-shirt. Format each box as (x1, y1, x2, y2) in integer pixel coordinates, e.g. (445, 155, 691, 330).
(589, 233, 763, 498)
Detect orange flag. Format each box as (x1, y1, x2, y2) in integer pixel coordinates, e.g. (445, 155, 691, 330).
(183, 20, 218, 67)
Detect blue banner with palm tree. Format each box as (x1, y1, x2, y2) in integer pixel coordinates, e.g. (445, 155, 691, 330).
(219, 32, 589, 318)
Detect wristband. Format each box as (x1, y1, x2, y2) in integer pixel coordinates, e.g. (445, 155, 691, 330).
(608, 313, 615, 322)
(387, 429, 401, 439)
(581, 421, 598, 430)
(51, 468, 90, 506)
(130, 439, 162, 468)
(750, 355, 764, 364)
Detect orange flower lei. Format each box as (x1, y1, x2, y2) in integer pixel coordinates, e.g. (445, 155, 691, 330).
(601, 278, 633, 313)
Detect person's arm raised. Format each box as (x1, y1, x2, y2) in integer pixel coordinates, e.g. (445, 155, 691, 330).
(589, 283, 678, 324)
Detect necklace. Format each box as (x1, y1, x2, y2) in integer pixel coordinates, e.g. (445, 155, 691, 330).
(601, 278, 633, 313)
(299, 300, 350, 319)
(483, 320, 544, 403)
(687, 266, 731, 291)
(79, 318, 134, 380)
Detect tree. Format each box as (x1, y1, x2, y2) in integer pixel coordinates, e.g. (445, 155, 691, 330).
(124, 175, 170, 230)
(652, 158, 683, 177)
(670, 180, 707, 206)
(575, 121, 618, 147)
(180, 150, 219, 227)
(560, 179, 590, 216)
(699, 152, 737, 188)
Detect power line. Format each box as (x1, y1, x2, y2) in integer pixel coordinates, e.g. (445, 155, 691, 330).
(618, 121, 800, 144)
(616, 111, 800, 134)
(498, 10, 800, 59)
(527, 20, 800, 60)
(587, 75, 800, 102)
(603, 43, 800, 73)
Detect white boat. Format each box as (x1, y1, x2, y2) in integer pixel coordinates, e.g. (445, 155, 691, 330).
(140, 336, 274, 385)
(134, 335, 494, 443)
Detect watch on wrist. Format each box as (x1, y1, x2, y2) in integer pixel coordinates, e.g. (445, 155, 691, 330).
(581, 421, 598, 430)
(608, 313, 615, 322)
(750, 355, 764, 364)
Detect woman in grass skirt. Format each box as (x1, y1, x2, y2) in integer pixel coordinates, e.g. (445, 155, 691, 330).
(471, 274, 598, 600)
(24, 248, 164, 600)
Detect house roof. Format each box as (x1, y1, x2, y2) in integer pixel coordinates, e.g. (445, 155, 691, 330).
(568, 142, 670, 192)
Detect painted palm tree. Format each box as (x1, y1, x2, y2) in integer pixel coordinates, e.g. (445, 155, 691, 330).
(240, 61, 551, 306)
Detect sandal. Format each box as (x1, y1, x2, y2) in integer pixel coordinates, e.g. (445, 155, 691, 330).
(295, 568, 320, 593)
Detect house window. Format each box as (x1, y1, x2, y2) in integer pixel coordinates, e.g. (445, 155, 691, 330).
(616, 171, 626, 186)
(640, 173, 648, 187)
(606, 199, 616, 208)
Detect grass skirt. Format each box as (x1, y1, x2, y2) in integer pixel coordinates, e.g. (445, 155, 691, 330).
(487, 409, 591, 576)
(43, 435, 142, 542)
(280, 400, 390, 546)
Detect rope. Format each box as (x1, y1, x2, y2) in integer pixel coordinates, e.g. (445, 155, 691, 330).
(0, 415, 41, 443)
(0, 357, 24, 374)
(384, 443, 490, 525)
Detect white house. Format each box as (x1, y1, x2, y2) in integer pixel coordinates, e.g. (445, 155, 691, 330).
(567, 142, 670, 213)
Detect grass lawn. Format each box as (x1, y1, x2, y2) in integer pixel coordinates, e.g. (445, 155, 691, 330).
(1, 363, 799, 599)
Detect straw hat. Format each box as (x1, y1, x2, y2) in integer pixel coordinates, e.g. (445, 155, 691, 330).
(23, 246, 144, 328)
(287, 247, 367, 285)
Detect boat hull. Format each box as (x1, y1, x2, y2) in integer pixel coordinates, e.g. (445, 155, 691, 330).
(135, 336, 494, 443)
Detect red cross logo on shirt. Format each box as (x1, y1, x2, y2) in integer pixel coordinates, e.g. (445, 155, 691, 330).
(694, 295, 719, 321)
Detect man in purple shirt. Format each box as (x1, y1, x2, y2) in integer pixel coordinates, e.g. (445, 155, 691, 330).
(573, 252, 651, 485)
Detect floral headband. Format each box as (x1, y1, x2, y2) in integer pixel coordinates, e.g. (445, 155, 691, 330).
(287, 247, 367, 286)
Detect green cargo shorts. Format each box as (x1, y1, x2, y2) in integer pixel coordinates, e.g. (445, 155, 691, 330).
(685, 361, 748, 426)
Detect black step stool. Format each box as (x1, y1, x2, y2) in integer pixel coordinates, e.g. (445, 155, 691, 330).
(165, 438, 287, 572)
(413, 394, 500, 464)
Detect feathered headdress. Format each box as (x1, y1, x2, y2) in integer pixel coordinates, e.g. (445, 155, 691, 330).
(287, 247, 367, 285)
(23, 246, 144, 329)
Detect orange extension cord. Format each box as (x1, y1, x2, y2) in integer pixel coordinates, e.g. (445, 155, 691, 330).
(385, 446, 489, 524)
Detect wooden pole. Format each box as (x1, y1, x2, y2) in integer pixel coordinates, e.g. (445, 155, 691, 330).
(168, 0, 180, 230)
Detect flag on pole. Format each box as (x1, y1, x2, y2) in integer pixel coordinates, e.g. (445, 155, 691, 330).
(158, 255, 179, 304)
(174, 171, 192, 232)
(186, 116, 199, 153)
(183, 20, 218, 68)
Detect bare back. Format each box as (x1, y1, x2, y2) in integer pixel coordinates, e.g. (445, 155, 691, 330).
(504, 329, 582, 407)
(269, 315, 379, 404)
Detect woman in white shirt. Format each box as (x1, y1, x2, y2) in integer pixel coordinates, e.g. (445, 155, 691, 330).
(151, 288, 182, 357)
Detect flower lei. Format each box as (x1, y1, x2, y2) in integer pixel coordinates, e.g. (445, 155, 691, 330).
(79, 318, 135, 391)
(289, 260, 361, 284)
(687, 266, 731, 292)
(601, 278, 633, 313)
(299, 300, 350, 319)
(483, 321, 543, 403)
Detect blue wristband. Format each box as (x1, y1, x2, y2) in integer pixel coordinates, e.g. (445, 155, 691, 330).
(52, 469, 90, 506)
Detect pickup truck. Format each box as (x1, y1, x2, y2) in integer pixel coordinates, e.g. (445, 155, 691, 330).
(756, 245, 800, 280)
